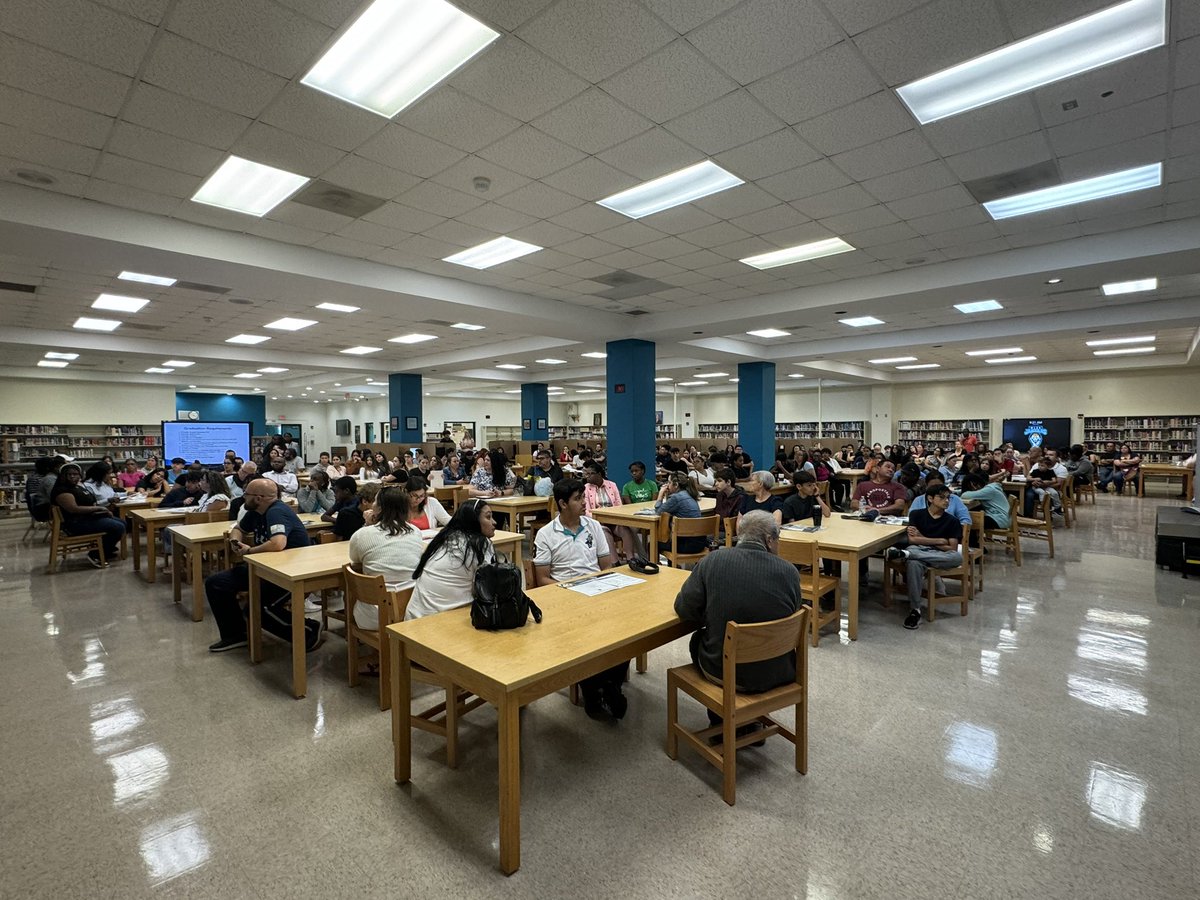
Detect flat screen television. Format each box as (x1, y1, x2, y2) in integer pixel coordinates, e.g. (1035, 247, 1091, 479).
(1001, 417, 1071, 453)
(162, 420, 251, 465)
(335, 418, 351, 436)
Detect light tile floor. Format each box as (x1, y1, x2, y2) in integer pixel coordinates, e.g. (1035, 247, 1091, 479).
(2, 492, 1197, 899)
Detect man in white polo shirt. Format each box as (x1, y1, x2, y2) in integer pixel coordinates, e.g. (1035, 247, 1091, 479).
(533, 478, 625, 720)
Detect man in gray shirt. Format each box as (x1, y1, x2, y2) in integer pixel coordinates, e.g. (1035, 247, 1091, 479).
(1066, 444, 1094, 485)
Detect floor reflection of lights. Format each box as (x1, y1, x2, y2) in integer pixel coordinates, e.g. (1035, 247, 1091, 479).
(107, 744, 169, 809)
(1086, 763, 1147, 831)
(1066, 674, 1147, 716)
(944, 722, 998, 788)
(139, 812, 211, 884)
(67, 637, 107, 685)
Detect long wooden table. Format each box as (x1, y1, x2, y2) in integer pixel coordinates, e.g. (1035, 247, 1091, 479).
(486, 494, 551, 533)
(245, 530, 524, 698)
(114, 496, 161, 559)
(388, 566, 691, 875)
(1138, 463, 1193, 498)
(128, 507, 190, 582)
(168, 513, 331, 622)
(778, 514, 907, 640)
(591, 497, 717, 550)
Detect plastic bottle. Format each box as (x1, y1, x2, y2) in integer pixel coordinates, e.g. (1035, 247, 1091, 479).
(859, 496, 867, 514)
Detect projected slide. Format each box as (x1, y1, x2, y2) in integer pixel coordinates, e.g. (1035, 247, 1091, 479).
(163, 421, 251, 464)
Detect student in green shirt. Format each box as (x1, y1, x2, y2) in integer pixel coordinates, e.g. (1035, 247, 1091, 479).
(960, 472, 1010, 530)
(621, 460, 658, 504)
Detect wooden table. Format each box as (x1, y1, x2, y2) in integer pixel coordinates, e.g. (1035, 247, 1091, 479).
(387, 566, 691, 874)
(487, 494, 551, 533)
(245, 530, 524, 698)
(833, 468, 868, 485)
(168, 513, 331, 622)
(778, 514, 907, 640)
(1000, 479, 1028, 507)
(591, 497, 716, 549)
(1138, 463, 1193, 498)
(128, 506, 189, 583)
(114, 496, 161, 559)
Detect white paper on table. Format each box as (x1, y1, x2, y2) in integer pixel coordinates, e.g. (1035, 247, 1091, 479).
(563, 572, 646, 596)
(876, 516, 909, 525)
(782, 523, 822, 532)
(634, 509, 660, 516)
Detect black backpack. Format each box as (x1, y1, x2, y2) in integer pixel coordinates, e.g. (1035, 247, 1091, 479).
(470, 558, 542, 630)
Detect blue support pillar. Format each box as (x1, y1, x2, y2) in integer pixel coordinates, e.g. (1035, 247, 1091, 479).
(606, 339, 656, 482)
(738, 362, 775, 475)
(388, 373, 423, 444)
(521, 383, 549, 442)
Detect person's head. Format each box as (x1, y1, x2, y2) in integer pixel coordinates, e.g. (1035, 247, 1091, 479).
(318, 452, 330, 465)
(1045, 448, 1059, 464)
(748, 470, 775, 496)
(737, 510, 779, 552)
(897, 463, 921, 488)
(668, 471, 700, 500)
(145, 467, 166, 486)
(59, 463, 83, 485)
(628, 461, 646, 482)
(962, 472, 987, 492)
(714, 467, 737, 493)
(183, 471, 206, 493)
(270, 456, 285, 473)
(979, 457, 996, 475)
(374, 452, 386, 464)
(447, 453, 461, 470)
(795, 470, 818, 496)
(242, 476, 280, 513)
(85, 461, 110, 484)
(1069, 443, 1085, 461)
(204, 471, 231, 498)
(535, 449, 552, 469)
(351, 450, 362, 461)
(170, 457, 186, 472)
(1027, 446, 1043, 462)
(962, 454, 981, 473)
(925, 483, 950, 511)
(670, 446, 682, 459)
(924, 470, 946, 489)
(222, 459, 236, 474)
(1120, 442, 1133, 455)
(873, 460, 895, 482)
(582, 461, 606, 486)
(238, 460, 258, 479)
(553, 478, 586, 519)
(269, 445, 285, 460)
(374, 486, 414, 536)
(488, 450, 507, 479)
(1104, 441, 1116, 452)
(358, 482, 382, 507)
(413, 498, 494, 580)
(333, 475, 358, 503)
(145, 455, 159, 469)
(406, 475, 428, 509)
(329, 454, 342, 468)
(123, 458, 139, 473)
(309, 470, 330, 492)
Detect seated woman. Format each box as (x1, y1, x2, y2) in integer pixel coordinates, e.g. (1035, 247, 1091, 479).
(117, 458, 143, 491)
(373, 452, 392, 478)
(141, 455, 160, 478)
(738, 470, 784, 527)
(348, 487, 424, 631)
(654, 471, 707, 556)
(51, 463, 125, 566)
(960, 471, 1010, 532)
(1110, 443, 1141, 495)
(468, 451, 515, 499)
(582, 461, 639, 562)
(84, 462, 118, 503)
(405, 499, 498, 620)
(403, 476, 451, 531)
(346, 450, 364, 477)
(442, 453, 467, 485)
(195, 471, 232, 514)
(136, 467, 168, 497)
(325, 454, 347, 480)
(297, 470, 335, 514)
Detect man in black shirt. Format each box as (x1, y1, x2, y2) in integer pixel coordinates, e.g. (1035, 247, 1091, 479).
(660, 446, 688, 474)
(530, 448, 563, 484)
(323, 476, 365, 540)
(160, 471, 205, 508)
(884, 484, 963, 630)
(781, 471, 829, 524)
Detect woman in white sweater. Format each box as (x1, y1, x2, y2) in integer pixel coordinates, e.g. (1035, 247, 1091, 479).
(347, 486, 423, 630)
(403, 475, 451, 531)
(406, 499, 497, 620)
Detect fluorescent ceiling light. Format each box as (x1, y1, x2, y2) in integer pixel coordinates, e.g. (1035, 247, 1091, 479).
(984, 163, 1162, 220)
(676, 381, 707, 386)
(654, 377, 673, 382)
(896, 0, 1167, 124)
(92, 293, 149, 313)
(839, 316, 884, 327)
(37, 360, 69, 368)
(787, 373, 805, 378)
(190, 385, 198, 389)
(1102, 278, 1157, 295)
(233, 373, 262, 379)
(74, 317, 120, 331)
(985, 356, 1039, 364)
(44, 352, 79, 360)
(1093, 346, 1156, 356)
(340, 346, 381, 355)
(1086, 335, 1155, 347)
(443, 236, 542, 269)
(695, 372, 729, 378)
(316, 302, 360, 313)
(192, 155, 309, 217)
(581, 352, 607, 359)
(729, 378, 739, 383)
(144, 367, 174, 374)
(389, 333, 438, 344)
(869, 356, 917, 364)
(452, 322, 485, 330)
(503, 389, 521, 394)
(163, 360, 194, 368)
(118, 271, 175, 286)
(955, 299, 1004, 314)
(576, 389, 600, 394)
(740, 237, 855, 270)
(496, 363, 525, 370)
(598, 160, 743, 219)
(896, 363, 941, 370)
(965, 347, 1023, 356)
(257, 367, 289, 373)
(226, 334, 271, 345)
(536, 358, 566, 365)
(1047, 278, 1063, 284)
(301, 0, 498, 118)
(265, 317, 318, 331)
(746, 328, 792, 338)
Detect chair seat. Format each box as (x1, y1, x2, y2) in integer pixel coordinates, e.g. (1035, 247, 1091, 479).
(668, 663, 804, 716)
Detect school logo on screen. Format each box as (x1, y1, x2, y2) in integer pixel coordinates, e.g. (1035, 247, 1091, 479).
(1024, 420, 1049, 448)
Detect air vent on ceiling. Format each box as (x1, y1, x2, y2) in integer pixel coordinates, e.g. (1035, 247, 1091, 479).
(419, 319, 456, 327)
(963, 160, 1060, 205)
(291, 181, 387, 219)
(0, 280, 37, 293)
(593, 270, 671, 301)
(120, 322, 166, 331)
(174, 281, 231, 294)
(625, 309, 649, 316)
(1045, 287, 1098, 298)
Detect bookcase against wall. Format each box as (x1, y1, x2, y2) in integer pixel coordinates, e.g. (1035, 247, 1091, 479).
(1083, 415, 1199, 463)
(1, 425, 163, 464)
(548, 425, 612, 443)
(697, 421, 866, 445)
(896, 419, 991, 449)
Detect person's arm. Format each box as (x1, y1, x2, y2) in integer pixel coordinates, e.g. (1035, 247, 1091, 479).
(296, 486, 316, 513)
(816, 494, 831, 517)
(283, 473, 298, 493)
(240, 534, 287, 554)
(592, 520, 612, 570)
(55, 491, 105, 516)
(673, 567, 707, 622)
(428, 497, 452, 527)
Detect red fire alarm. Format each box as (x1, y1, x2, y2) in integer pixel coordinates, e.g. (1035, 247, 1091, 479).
(614, 384, 625, 393)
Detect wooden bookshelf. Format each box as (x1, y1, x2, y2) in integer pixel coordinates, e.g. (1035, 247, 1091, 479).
(2, 424, 162, 464)
(697, 421, 865, 445)
(896, 419, 990, 450)
(1083, 415, 1198, 463)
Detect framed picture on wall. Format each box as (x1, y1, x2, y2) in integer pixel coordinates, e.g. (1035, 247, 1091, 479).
(405, 416, 418, 431)
(390, 416, 399, 429)
(655, 410, 664, 425)
(537, 418, 547, 430)
(593, 413, 602, 426)
(522, 418, 532, 430)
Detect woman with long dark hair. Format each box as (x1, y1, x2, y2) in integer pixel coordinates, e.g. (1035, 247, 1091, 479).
(137, 467, 168, 497)
(348, 487, 423, 629)
(406, 499, 498, 620)
(52, 463, 126, 566)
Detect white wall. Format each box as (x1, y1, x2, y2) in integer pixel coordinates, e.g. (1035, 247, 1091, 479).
(0, 377, 176, 423)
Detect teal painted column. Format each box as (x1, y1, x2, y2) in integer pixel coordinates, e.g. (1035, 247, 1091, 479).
(388, 373, 423, 443)
(521, 383, 549, 441)
(606, 339, 655, 481)
(738, 362, 775, 474)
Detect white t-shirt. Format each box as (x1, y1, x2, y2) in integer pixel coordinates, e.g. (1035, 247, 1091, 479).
(406, 533, 496, 621)
(262, 469, 299, 495)
(533, 515, 610, 581)
(349, 524, 425, 629)
(196, 492, 230, 513)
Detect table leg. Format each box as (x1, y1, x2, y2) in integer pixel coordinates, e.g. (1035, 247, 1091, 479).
(498, 695, 521, 875)
(248, 569, 263, 663)
(847, 551, 860, 641)
(291, 585, 307, 699)
(1138, 475, 1144, 498)
(131, 517, 142, 572)
(392, 637, 411, 784)
(171, 538, 183, 604)
(190, 543, 205, 622)
(510, 542, 522, 571)
(145, 523, 158, 584)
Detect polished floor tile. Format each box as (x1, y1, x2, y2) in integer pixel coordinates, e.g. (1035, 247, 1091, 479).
(2, 493, 1198, 898)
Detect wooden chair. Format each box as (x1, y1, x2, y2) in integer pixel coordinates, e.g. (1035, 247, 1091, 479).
(968, 510, 985, 596)
(434, 485, 468, 514)
(46, 505, 106, 573)
(661, 513, 720, 568)
(985, 494, 1022, 566)
(882, 524, 972, 620)
(343, 565, 484, 766)
(1015, 494, 1055, 558)
(1074, 474, 1097, 505)
(723, 515, 738, 548)
(666, 608, 809, 806)
(790, 541, 841, 647)
(1060, 474, 1076, 527)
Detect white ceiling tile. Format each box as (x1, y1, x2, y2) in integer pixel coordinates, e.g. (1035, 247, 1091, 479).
(360, 202, 446, 234)
(1078, 205, 1167, 235)
(1002, 222, 1082, 248)
(1047, 96, 1168, 157)
(495, 180, 583, 218)
(688, 0, 842, 85)
(422, 219, 497, 249)
(455, 202, 539, 235)
(532, 88, 653, 154)
(1032, 47, 1170, 128)
(321, 154, 420, 201)
(843, 221, 919, 248)
(0, 33, 132, 116)
(593, 247, 656, 270)
(231, 121, 345, 176)
(715, 129, 819, 181)
(546, 203, 626, 234)
(357, 125, 465, 179)
(1167, 151, 1200, 182)
(4, 0, 157, 77)
(680, 221, 754, 249)
(391, 233, 464, 261)
(821, 0, 928, 36)
(0, 84, 113, 148)
(122, 83, 251, 149)
(168, 0, 332, 78)
(639, 0, 740, 34)
(799, 91, 915, 156)
(692, 182, 780, 218)
(93, 0, 170, 24)
(311, 234, 382, 259)
(509, 218, 586, 247)
(400, 87, 521, 154)
(557, 259, 611, 279)
(597, 128, 701, 180)
(791, 184, 877, 219)
(105, 122, 224, 177)
(260, 85, 386, 153)
(819, 204, 899, 235)
(543, 157, 633, 201)
(756, 221, 837, 249)
(431, 156, 530, 200)
(141, 33, 286, 118)
(1173, 84, 1200, 128)
(556, 235, 624, 259)
(477, 125, 586, 180)
(264, 201, 350, 233)
(458, 0, 557, 31)
(747, 40, 884, 125)
(1181, 37, 1200, 87)
(852, 0, 1008, 86)
(1163, 198, 1200, 221)
(594, 221, 668, 249)
(638, 204, 720, 235)
(861, 160, 959, 203)
(907, 204, 990, 236)
(886, 185, 977, 220)
(83, 178, 181, 216)
(1057, 132, 1167, 182)
(93, 153, 202, 197)
(865, 235, 935, 260)
(334, 218, 410, 248)
(830, 130, 936, 181)
(1166, 177, 1200, 204)
(730, 204, 810, 236)
(397, 181, 487, 218)
(0, 123, 98, 175)
(1172, 122, 1200, 156)
(449, 37, 589, 123)
(923, 96, 1043, 157)
(519, 247, 579, 270)
(999, 0, 1117, 39)
(600, 39, 737, 124)
(944, 132, 1054, 182)
(664, 90, 783, 155)
(925, 221, 1002, 248)
(759, 159, 852, 202)
(517, 0, 676, 83)
(366, 246, 423, 268)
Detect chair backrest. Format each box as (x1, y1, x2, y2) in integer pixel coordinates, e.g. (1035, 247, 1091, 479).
(721, 608, 809, 670)
(1038, 492, 1053, 524)
(969, 510, 984, 544)
(185, 510, 227, 524)
(957, 523, 971, 560)
(343, 563, 412, 626)
(1062, 473, 1076, 501)
(50, 504, 64, 530)
(779, 536, 819, 572)
(673, 514, 720, 538)
(1005, 493, 1019, 520)
(723, 515, 738, 548)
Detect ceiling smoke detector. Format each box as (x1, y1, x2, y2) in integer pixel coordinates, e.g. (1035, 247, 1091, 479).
(473, 176, 491, 192)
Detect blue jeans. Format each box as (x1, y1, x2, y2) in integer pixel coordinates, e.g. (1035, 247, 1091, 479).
(64, 514, 125, 559)
(905, 547, 963, 611)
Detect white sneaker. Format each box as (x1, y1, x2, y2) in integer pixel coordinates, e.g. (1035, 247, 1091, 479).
(303, 593, 322, 613)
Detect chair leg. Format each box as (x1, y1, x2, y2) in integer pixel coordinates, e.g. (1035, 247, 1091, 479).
(377, 637, 391, 712)
(926, 572, 936, 622)
(665, 680, 678, 759)
(445, 683, 459, 769)
(795, 700, 807, 775)
(721, 717, 736, 806)
(636, 651, 648, 673)
(348, 629, 360, 687)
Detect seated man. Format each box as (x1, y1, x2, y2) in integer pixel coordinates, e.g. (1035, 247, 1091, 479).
(885, 484, 964, 630)
(1025, 457, 1062, 517)
(909, 471, 972, 527)
(309, 451, 331, 476)
(530, 448, 564, 485)
(673, 510, 801, 739)
(851, 460, 906, 515)
(204, 478, 320, 653)
(660, 446, 688, 474)
(262, 455, 299, 497)
(159, 471, 205, 508)
(323, 476, 368, 540)
(1044, 448, 1068, 479)
(166, 456, 187, 485)
(1093, 441, 1119, 492)
(533, 479, 624, 720)
(227, 460, 257, 499)
(1066, 443, 1094, 486)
